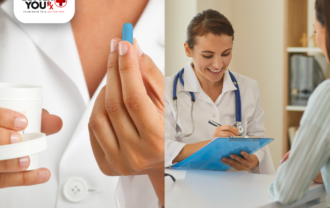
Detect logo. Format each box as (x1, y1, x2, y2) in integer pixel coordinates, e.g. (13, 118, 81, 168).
(55, 0, 67, 8)
(14, 0, 75, 23)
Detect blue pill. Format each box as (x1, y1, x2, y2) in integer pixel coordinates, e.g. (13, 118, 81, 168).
(122, 23, 133, 44)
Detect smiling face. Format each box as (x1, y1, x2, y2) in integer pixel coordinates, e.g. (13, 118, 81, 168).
(184, 33, 233, 86)
(314, 11, 328, 62)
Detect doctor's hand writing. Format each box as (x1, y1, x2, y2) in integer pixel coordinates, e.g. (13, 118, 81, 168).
(221, 151, 259, 171)
(0, 108, 62, 188)
(213, 125, 240, 138)
(88, 39, 165, 205)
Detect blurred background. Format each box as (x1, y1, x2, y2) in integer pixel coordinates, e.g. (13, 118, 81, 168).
(165, 0, 330, 169)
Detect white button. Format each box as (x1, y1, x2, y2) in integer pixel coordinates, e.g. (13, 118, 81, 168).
(63, 178, 88, 203)
(212, 114, 216, 117)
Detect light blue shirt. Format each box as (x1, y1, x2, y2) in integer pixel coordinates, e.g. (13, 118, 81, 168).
(269, 80, 330, 205)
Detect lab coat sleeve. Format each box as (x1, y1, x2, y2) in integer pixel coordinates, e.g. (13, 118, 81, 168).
(247, 81, 266, 173)
(165, 94, 186, 168)
(269, 81, 330, 205)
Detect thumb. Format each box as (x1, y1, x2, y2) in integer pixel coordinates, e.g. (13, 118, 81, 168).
(41, 109, 63, 136)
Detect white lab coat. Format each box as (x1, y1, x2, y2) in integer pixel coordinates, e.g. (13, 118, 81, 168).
(0, 0, 164, 207)
(165, 62, 275, 174)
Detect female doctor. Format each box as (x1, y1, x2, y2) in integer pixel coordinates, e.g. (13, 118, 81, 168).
(0, 0, 164, 207)
(165, 9, 275, 174)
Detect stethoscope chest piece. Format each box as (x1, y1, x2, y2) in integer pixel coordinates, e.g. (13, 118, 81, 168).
(233, 122, 244, 135)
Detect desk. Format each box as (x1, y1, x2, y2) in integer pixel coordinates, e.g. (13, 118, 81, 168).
(165, 169, 328, 208)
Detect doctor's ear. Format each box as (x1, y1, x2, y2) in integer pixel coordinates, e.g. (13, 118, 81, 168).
(184, 42, 193, 57)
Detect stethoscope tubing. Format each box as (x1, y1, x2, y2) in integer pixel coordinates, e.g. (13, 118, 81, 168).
(173, 68, 243, 138)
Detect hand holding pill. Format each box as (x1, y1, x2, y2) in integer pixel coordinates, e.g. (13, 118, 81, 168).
(89, 23, 165, 206)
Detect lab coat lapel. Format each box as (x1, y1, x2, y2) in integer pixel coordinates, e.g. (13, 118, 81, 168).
(1, 0, 89, 105)
(213, 70, 237, 105)
(182, 62, 238, 105)
(183, 61, 202, 93)
(222, 70, 237, 93)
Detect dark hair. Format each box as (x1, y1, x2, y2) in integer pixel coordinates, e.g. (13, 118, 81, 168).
(315, 0, 330, 59)
(0, 0, 4, 4)
(186, 9, 234, 49)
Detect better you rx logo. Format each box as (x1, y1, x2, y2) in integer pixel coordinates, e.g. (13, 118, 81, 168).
(14, 0, 75, 23)
(24, 0, 67, 12)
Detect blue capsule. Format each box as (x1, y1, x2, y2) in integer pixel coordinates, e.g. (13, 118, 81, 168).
(122, 23, 133, 44)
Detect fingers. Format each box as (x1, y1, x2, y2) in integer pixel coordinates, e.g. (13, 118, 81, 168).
(222, 152, 253, 171)
(282, 150, 290, 163)
(89, 87, 119, 154)
(105, 39, 138, 141)
(117, 41, 160, 134)
(219, 125, 240, 136)
(221, 157, 245, 171)
(0, 107, 27, 131)
(41, 109, 63, 136)
(0, 157, 30, 173)
(0, 128, 22, 145)
(0, 168, 50, 188)
(88, 125, 112, 176)
(214, 125, 238, 138)
(133, 39, 165, 114)
(241, 151, 253, 163)
(230, 154, 250, 169)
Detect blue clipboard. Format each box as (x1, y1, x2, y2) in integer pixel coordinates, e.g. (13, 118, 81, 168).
(171, 137, 274, 171)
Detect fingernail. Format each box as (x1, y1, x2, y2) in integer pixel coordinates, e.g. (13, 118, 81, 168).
(10, 133, 20, 144)
(15, 116, 27, 129)
(119, 42, 128, 55)
(19, 157, 29, 167)
(136, 41, 143, 56)
(111, 39, 118, 52)
(38, 169, 49, 181)
(230, 155, 233, 158)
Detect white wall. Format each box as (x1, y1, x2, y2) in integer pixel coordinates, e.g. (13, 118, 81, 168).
(165, 0, 197, 77)
(165, 0, 285, 169)
(219, 0, 285, 169)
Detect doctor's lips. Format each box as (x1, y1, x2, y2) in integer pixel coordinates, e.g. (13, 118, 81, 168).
(206, 67, 224, 74)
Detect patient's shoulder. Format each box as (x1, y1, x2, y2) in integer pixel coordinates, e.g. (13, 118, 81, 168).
(310, 80, 330, 102)
(303, 80, 330, 126)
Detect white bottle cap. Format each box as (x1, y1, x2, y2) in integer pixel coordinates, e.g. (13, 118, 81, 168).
(0, 133, 46, 170)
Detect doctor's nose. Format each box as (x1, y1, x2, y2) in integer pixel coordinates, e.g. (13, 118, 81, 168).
(213, 57, 224, 70)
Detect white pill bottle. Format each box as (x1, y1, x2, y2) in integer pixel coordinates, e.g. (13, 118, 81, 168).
(0, 83, 45, 170)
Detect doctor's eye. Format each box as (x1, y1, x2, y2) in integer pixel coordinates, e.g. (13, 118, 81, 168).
(202, 55, 213, 59)
(222, 52, 231, 57)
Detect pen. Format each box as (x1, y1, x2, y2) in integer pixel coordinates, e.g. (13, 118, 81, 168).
(208, 120, 222, 127)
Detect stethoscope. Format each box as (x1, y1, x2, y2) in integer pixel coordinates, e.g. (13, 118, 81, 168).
(173, 68, 244, 138)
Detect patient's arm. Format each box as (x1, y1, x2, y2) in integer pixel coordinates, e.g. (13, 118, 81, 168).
(282, 150, 324, 184)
